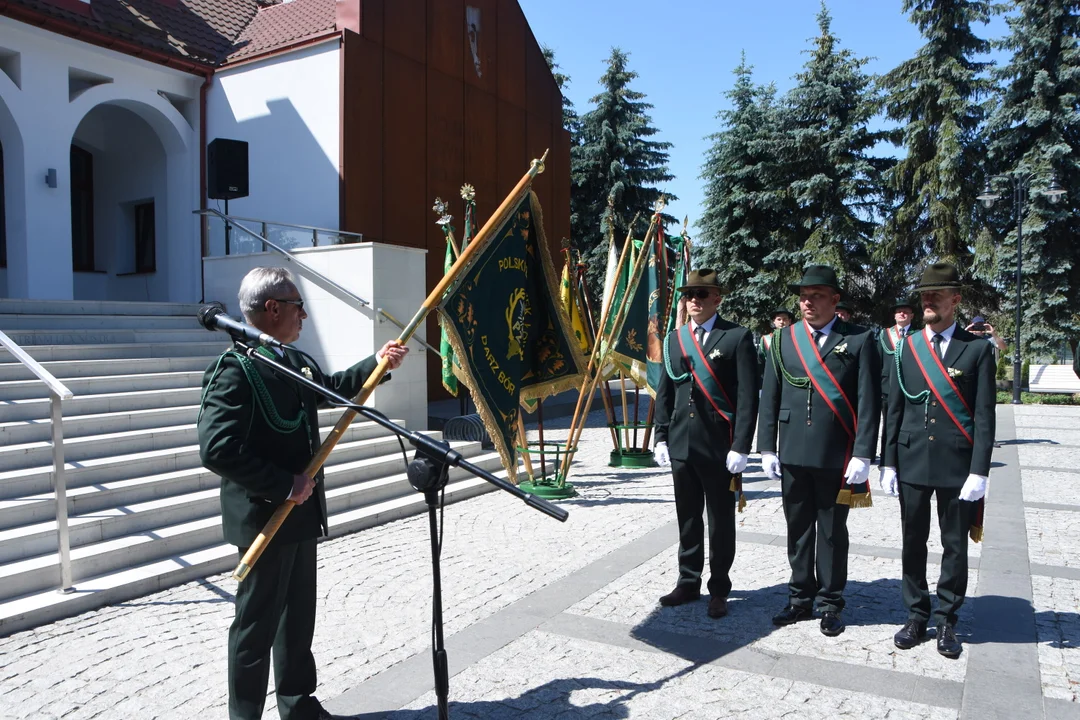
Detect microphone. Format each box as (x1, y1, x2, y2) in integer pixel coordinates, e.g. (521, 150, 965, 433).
(197, 304, 284, 349)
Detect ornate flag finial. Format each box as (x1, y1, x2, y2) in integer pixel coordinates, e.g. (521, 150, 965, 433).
(460, 183, 476, 201)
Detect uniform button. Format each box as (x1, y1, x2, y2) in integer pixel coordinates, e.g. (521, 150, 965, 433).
(930, 418, 936, 424)
(929, 435, 935, 441)
(807, 420, 813, 426)
(931, 401, 938, 407)
(689, 412, 695, 418)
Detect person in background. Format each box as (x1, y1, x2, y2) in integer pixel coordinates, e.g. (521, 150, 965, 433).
(835, 301, 853, 322)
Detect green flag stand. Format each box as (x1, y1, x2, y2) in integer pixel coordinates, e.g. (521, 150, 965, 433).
(608, 420, 656, 467)
(517, 439, 578, 499)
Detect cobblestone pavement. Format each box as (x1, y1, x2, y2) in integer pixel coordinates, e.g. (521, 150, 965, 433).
(0, 405, 1077, 719)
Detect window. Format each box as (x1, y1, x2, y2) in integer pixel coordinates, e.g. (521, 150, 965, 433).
(134, 201, 155, 273)
(70, 145, 94, 272)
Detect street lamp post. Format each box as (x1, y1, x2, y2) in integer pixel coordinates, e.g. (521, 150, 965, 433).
(977, 173, 1066, 404)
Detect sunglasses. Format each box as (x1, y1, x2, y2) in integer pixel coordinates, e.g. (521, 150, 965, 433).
(273, 297, 305, 310)
(681, 288, 714, 300)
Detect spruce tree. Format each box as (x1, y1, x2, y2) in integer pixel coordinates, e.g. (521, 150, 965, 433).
(880, 0, 994, 266)
(542, 46, 581, 138)
(779, 4, 889, 319)
(697, 54, 793, 331)
(981, 0, 1080, 358)
(572, 48, 675, 299)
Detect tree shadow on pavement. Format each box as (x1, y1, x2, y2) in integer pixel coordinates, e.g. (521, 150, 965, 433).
(344, 667, 696, 719)
(967, 593, 1080, 649)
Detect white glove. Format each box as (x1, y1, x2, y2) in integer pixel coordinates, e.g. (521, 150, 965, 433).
(726, 451, 748, 474)
(761, 452, 782, 480)
(844, 456, 871, 485)
(878, 466, 899, 497)
(654, 441, 670, 467)
(959, 473, 988, 501)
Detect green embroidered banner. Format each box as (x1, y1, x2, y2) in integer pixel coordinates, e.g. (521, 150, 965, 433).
(645, 230, 686, 398)
(438, 191, 586, 480)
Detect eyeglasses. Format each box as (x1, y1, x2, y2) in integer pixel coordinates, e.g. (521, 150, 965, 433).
(681, 289, 713, 300)
(273, 298, 305, 310)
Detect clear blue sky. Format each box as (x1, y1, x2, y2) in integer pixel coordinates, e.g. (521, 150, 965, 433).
(519, 0, 1009, 235)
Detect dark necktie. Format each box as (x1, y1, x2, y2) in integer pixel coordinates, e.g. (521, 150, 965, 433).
(813, 330, 824, 348)
(899, 327, 906, 338)
(932, 333, 944, 360)
(695, 325, 705, 345)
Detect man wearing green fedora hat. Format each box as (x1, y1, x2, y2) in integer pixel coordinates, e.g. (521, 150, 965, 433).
(758, 264, 881, 637)
(881, 262, 996, 659)
(654, 268, 759, 619)
(835, 301, 853, 323)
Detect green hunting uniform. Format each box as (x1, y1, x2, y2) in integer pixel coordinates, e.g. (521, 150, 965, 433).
(654, 314, 758, 599)
(884, 324, 996, 627)
(198, 343, 381, 720)
(758, 318, 881, 612)
(878, 323, 911, 462)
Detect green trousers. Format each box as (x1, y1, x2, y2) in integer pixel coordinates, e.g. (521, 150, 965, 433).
(898, 482, 972, 626)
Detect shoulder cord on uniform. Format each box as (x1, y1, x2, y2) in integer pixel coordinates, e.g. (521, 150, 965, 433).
(197, 348, 309, 434)
(879, 328, 897, 356)
(662, 332, 691, 382)
(769, 328, 811, 389)
(893, 336, 932, 427)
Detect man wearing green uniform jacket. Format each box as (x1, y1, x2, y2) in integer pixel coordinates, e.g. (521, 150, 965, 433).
(758, 308, 794, 388)
(198, 267, 408, 720)
(878, 299, 917, 462)
(880, 263, 995, 659)
(758, 265, 881, 637)
(654, 269, 758, 619)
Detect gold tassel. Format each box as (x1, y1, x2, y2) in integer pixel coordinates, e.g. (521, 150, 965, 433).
(730, 473, 746, 513)
(850, 491, 873, 509)
(835, 488, 852, 506)
(737, 492, 746, 513)
(729, 477, 737, 492)
(969, 525, 983, 543)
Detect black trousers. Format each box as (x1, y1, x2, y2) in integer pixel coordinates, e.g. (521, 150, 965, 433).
(781, 465, 849, 612)
(229, 538, 320, 720)
(898, 482, 972, 626)
(671, 459, 736, 598)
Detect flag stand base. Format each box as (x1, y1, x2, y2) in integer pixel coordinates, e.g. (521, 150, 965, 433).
(516, 440, 577, 499)
(608, 422, 656, 467)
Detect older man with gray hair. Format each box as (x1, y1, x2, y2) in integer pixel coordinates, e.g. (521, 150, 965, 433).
(199, 267, 407, 720)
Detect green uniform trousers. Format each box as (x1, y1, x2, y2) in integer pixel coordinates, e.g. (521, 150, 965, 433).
(671, 459, 736, 598)
(781, 465, 849, 613)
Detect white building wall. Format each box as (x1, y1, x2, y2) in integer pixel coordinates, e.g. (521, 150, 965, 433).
(206, 41, 341, 243)
(0, 16, 202, 301)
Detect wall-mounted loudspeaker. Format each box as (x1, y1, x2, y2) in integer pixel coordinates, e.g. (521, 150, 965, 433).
(207, 138, 249, 200)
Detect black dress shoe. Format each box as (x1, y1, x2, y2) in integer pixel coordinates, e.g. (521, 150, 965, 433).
(819, 611, 845, 636)
(936, 623, 962, 658)
(772, 604, 812, 626)
(707, 596, 728, 618)
(893, 619, 927, 650)
(659, 585, 701, 607)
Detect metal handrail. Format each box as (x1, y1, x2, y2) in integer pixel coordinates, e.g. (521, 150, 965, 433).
(0, 329, 74, 593)
(202, 212, 365, 242)
(196, 209, 441, 358)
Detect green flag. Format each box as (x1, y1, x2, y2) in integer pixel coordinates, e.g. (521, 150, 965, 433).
(439, 235, 459, 396)
(438, 191, 586, 480)
(603, 239, 650, 389)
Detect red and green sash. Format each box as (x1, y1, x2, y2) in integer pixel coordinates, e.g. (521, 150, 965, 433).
(879, 326, 901, 354)
(789, 322, 857, 440)
(761, 334, 772, 352)
(905, 331, 974, 445)
(675, 324, 736, 433)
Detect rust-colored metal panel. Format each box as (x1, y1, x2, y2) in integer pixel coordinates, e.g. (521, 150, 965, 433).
(497, 99, 526, 198)
(462, 0, 497, 94)
(383, 52, 427, 249)
(341, 32, 384, 242)
(495, 0, 525, 109)
(551, 127, 571, 248)
(385, 0, 426, 64)
(427, 0, 463, 80)
(361, 0, 383, 44)
(463, 83, 498, 231)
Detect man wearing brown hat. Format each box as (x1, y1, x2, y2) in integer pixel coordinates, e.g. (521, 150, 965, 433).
(881, 263, 996, 659)
(758, 265, 881, 636)
(654, 269, 758, 619)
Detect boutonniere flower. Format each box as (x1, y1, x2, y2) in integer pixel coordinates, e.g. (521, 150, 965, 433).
(834, 342, 849, 355)
(947, 368, 963, 378)
(709, 348, 724, 360)
(301, 366, 313, 380)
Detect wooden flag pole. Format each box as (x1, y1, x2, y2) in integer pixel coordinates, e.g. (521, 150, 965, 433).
(232, 151, 549, 582)
(559, 204, 662, 481)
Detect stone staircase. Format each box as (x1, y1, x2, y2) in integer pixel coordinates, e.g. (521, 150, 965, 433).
(0, 300, 500, 636)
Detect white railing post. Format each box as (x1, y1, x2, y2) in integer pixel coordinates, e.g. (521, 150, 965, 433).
(50, 391, 74, 593)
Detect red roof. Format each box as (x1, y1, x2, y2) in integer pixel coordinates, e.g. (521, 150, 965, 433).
(0, 0, 337, 70)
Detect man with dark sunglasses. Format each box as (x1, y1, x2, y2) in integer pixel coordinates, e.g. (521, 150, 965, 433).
(654, 269, 758, 619)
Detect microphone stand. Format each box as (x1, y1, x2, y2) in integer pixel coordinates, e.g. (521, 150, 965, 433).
(233, 341, 569, 719)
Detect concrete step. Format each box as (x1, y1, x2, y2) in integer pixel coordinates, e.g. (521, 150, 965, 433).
(0, 419, 406, 506)
(0, 299, 205, 317)
(0, 341, 228, 363)
(0, 468, 504, 635)
(0, 432, 473, 564)
(0, 386, 203, 422)
(0, 329, 220, 346)
(0, 314, 200, 331)
(0, 356, 215, 382)
(0, 370, 205, 402)
(0, 442, 494, 595)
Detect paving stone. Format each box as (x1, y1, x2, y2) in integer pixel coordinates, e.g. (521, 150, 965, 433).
(1031, 575, 1080, 703)
(1021, 469, 1080, 507)
(1026, 508, 1080, 569)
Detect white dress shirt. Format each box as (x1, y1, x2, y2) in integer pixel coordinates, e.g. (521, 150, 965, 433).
(690, 313, 718, 345)
(924, 322, 957, 358)
(805, 316, 838, 347)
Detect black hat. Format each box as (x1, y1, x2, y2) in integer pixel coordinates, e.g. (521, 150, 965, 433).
(891, 298, 917, 312)
(914, 263, 962, 292)
(771, 307, 794, 320)
(677, 268, 721, 292)
(835, 301, 852, 313)
(788, 265, 842, 295)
